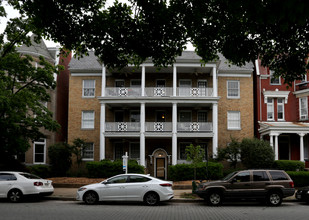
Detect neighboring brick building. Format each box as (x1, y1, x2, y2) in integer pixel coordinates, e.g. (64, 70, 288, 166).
(255, 59, 309, 167)
(17, 35, 69, 165)
(68, 51, 254, 179)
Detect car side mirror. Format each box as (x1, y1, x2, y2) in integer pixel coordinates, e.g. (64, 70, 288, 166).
(102, 180, 108, 184)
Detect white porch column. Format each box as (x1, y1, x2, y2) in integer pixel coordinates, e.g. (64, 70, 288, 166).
(212, 66, 217, 97)
(172, 103, 177, 165)
(299, 133, 305, 162)
(274, 134, 279, 160)
(140, 102, 146, 166)
(101, 65, 106, 96)
(212, 103, 218, 157)
(141, 65, 145, 96)
(173, 66, 177, 97)
(99, 103, 105, 160)
(269, 134, 274, 148)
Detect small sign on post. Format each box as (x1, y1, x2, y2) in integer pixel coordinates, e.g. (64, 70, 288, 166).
(122, 152, 128, 174)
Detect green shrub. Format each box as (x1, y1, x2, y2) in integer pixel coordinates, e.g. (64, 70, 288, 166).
(287, 171, 309, 187)
(240, 138, 275, 169)
(48, 143, 72, 177)
(273, 160, 305, 171)
(86, 160, 144, 178)
(27, 165, 51, 178)
(168, 162, 223, 181)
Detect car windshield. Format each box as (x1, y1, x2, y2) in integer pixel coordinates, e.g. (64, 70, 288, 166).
(222, 171, 238, 181)
(20, 173, 42, 179)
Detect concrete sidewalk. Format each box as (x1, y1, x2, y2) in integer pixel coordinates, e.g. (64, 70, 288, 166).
(47, 187, 297, 203)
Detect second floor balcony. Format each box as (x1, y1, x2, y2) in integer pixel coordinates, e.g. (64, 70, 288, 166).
(105, 122, 213, 133)
(104, 87, 214, 98)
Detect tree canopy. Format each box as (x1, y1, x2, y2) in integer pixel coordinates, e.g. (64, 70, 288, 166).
(0, 6, 60, 162)
(5, 0, 309, 84)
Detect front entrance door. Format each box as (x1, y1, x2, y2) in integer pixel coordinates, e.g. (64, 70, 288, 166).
(156, 158, 165, 179)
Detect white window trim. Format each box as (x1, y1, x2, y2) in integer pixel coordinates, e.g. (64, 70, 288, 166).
(82, 143, 94, 161)
(299, 97, 308, 120)
(227, 111, 241, 130)
(81, 110, 95, 129)
(33, 139, 46, 164)
(227, 80, 240, 99)
(82, 79, 95, 98)
(267, 98, 274, 121)
(115, 79, 125, 87)
(277, 98, 285, 121)
(270, 70, 281, 85)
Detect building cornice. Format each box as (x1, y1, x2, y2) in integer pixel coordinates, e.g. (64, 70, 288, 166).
(263, 90, 290, 103)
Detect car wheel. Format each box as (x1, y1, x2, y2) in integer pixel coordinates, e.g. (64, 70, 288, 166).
(267, 191, 282, 206)
(144, 192, 159, 206)
(207, 191, 223, 206)
(83, 191, 98, 205)
(8, 189, 23, 203)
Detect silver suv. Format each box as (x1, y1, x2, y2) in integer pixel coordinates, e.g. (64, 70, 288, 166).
(195, 169, 295, 206)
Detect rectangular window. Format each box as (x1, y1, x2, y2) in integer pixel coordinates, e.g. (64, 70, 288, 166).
(227, 111, 241, 130)
(267, 98, 274, 120)
(82, 111, 95, 129)
(270, 70, 280, 85)
(131, 79, 141, 87)
(179, 111, 192, 122)
(179, 142, 191, 160)
(82, 143, 94, 160)
(300, 97, 308, 120)
(227, 80, 240, 98)
(130, 142, 140, 159)
(83, 80, 95, 97)
(198, 111, 207, 122)
(130, 111, 140, 122)
(115, 80, 125, 87)
(277, 98, 284, 121)
(34, 139, 46, 164)
(114, 143, 124, 160)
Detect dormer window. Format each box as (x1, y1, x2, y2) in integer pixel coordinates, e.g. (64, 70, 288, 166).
(270, 70, 280, 85)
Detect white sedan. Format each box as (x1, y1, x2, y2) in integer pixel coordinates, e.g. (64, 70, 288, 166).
(0, 171, 54, 202)
(76, 174, 174, 205)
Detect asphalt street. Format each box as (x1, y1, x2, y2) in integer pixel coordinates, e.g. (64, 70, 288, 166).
(0, 199, 308, 220)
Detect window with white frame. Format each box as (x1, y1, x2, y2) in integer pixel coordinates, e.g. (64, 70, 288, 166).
(179, 142, 191, 160)
(82, 111, 95, 129)
(227, 111, 241, 130)
(130, 143, 140, 159)
(300, 97, 308, 120)
(34, 139, 46, 164)
(115, 80, 125, 87)
(267, 98, 274, 120)
(82, 143, 94, 160)
(270, 70, 280, 85)
(277, 98, 285, 121)
(227, 81, 240, 98)
(83, 80, 95, 97)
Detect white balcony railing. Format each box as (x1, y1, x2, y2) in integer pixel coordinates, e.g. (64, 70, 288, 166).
(177, 122, 213, 132)
(105, 122, 212, 132)
(105, 87, 213, 97)
(145, 122, 172, 132)
(105, 122, 140, 132)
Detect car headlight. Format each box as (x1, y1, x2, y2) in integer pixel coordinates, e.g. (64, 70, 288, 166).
(78, 187, 87, 192)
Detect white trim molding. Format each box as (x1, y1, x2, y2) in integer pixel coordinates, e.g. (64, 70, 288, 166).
(263, 90, 290, 104)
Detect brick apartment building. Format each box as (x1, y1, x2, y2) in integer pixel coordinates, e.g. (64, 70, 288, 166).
(68, 51, 254, 179)
(255, 60, 309, 167)
(17, 35, 69, 165)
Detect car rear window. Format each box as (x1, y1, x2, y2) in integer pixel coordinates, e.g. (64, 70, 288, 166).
(20, 173, 41, 179)
(269, 171, 289, 180)
(129, 175, 151, 183)
(0, 173, 17, 181)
